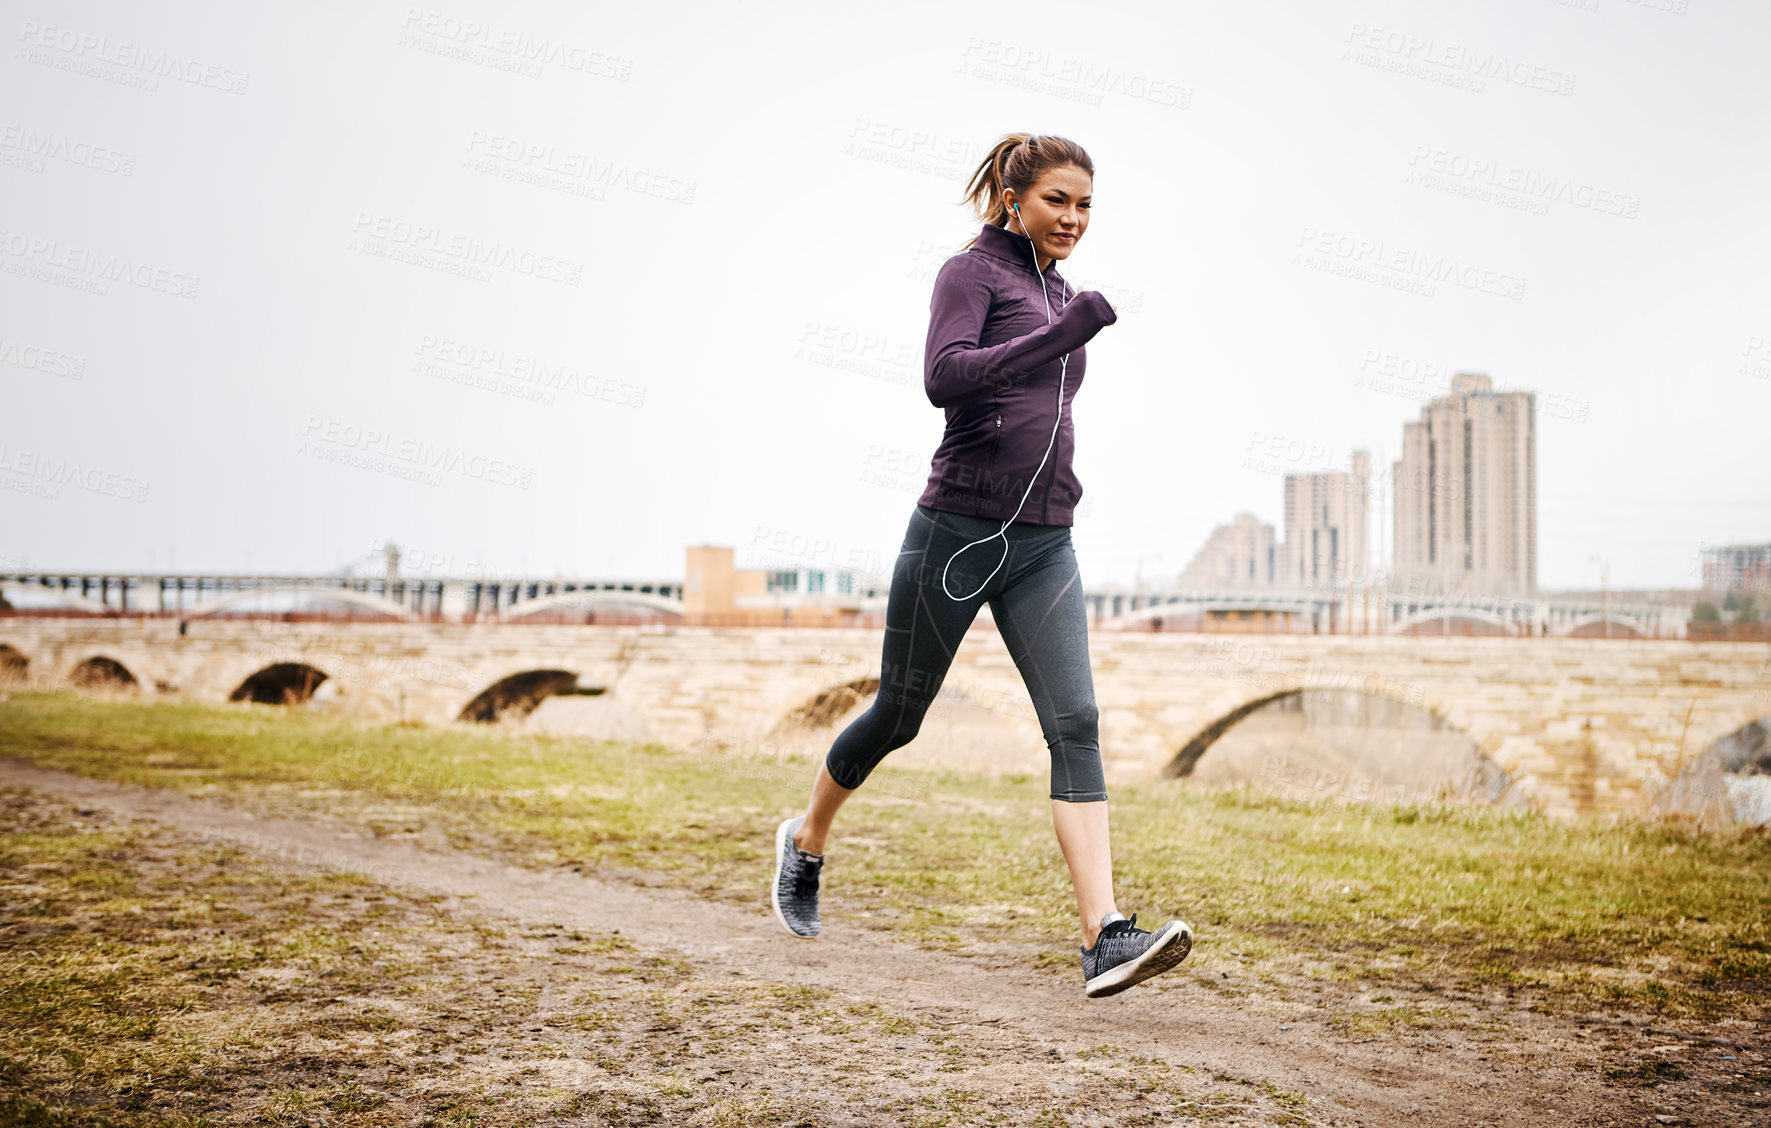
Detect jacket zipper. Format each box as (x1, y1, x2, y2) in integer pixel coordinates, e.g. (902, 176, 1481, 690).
(985, 407, 1002, 498)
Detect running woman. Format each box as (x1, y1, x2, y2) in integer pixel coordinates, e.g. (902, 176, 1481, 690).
(772, 133, 1192, 998)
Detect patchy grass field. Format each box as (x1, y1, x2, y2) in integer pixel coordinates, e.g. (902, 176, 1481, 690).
(2, 690, 1768, 1028)
(0, 787, 1308, 1127)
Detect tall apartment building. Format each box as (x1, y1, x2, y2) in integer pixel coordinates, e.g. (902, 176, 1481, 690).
(1280, 451, 1371, 589)
(1392, 373, 1537, 597)
(1178, 513, 1277, 589)
(1701, 543, 1771, 592)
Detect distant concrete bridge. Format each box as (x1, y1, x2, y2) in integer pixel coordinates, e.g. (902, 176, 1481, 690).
(2, 618, 1765, 819)
(0, 570, 1698, 638)
(1091, 585, 1690, 638)
(0, 571, 686, 620)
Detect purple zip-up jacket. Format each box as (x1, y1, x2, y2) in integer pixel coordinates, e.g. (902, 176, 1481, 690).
(917, 221, 1117, 526)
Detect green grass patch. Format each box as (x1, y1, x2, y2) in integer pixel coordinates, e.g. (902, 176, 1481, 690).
(3, 691, 1768, 1020)
(0, 787, 455, 1125)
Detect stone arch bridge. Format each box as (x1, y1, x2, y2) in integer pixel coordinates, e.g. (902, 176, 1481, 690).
(1, 619, 1765, 819)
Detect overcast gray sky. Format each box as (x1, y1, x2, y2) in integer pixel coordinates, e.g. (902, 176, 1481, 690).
(4, 0, 1767, 591)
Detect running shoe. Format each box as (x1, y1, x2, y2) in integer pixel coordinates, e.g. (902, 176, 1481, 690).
(771, 815, 823, 938)
(1080, 911, 1192, 998)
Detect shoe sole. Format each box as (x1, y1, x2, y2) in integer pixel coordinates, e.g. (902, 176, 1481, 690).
(770, 816, 818, 938)
(1084, 921, 1192, 998)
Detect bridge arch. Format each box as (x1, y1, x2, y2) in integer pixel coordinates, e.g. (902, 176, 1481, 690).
(1390, 608, 1519, 637)
(0, 582, 113, 615)
(1163, 685, 1468, 777)
(1700, 715, 1771, 773)
(185, 586, 417, 621)
(69, 655, 139, 691)
(0, 643, 26, 684)
(1164, 689, 1303, 778)
(1106, 598, 1318, 631)
(1553, 613, 1649, 639)
(229, 662, 330, 706)
(784, 678, 881, 729)
(1164, 685, 1512, 806)
(458, 669, 605, 723)
(498, 591, 684, 620)
(1108, 598, 1200, 629)
(1660, 714, 1771, 824)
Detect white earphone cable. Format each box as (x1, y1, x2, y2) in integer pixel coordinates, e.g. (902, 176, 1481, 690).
(939, 206, 1074, 601)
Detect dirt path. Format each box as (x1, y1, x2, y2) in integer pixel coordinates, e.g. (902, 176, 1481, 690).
(3, 758, 1755, 1127)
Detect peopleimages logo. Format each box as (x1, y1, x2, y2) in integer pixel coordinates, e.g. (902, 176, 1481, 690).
(347, 212, 583, 286)
(1406, 146, 1639, 219)
(843, 117, 986, 183)
(412, 335, 646, 407)
(1242, 432, 1341, 477)
(959, 37, 1192, 109)
(15, 20, 250, 94)
(398, 7, 633, 80)
(795, 321, 918, 388)
(0, 228, 200, 298)
(297, 416, 535, 490)
(749, 525, 891, 578)
(0, 336, 85, 380)
(1341, 22, 1575, 97)
(0, 443, 149, 503)
(1293, 226, 1527, 301)
(1741, 337, 1771, 381)
(462, 132, 695, 204)
(0, 123, 137, 175)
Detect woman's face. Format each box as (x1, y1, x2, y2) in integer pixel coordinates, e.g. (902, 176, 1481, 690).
(1002, 164, 1092, 265)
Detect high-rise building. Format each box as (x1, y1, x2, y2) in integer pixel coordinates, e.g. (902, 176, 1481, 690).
(1701, 543, 1771, 592)
(1178, 513, 1277, 589)
(1392, 373, 1537, 597)
(1280, 451, 1371, 589)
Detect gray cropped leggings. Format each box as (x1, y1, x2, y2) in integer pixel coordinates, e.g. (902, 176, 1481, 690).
(824, 504, 1107, 802)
